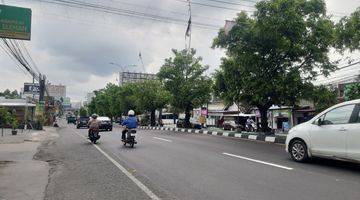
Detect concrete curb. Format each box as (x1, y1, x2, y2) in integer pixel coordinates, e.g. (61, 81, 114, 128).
(138, 126, 286, 144)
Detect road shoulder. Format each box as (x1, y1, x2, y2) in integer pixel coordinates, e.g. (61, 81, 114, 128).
(0, 127, 58, 200)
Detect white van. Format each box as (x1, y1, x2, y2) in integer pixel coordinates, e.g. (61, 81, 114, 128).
(285, 99, 360, 163)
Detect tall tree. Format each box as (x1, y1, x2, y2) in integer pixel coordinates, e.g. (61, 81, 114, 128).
(335, 7, 360, 51)
(133, 80, 170, 126)
(79, 107, 88, 117)
(158, 49, 212, 128)
(310, 85, 338, 113)
(344, 83, 360, 101)
(213, 0, 337, 131)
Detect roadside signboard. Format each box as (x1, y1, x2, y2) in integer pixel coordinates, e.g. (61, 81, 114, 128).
(23, 83, 39, 94)
(0, 4, 32, 40)
(62, 97, 71, 109)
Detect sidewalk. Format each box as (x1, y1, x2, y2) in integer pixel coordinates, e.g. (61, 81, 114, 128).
(140, 126, 287, 144)
(0, 127, 58, 200)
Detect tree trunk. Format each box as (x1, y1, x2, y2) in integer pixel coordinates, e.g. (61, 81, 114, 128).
(150, 110, 156, 127)
(259, 106, 271, 133)
(184, 108, 191, 128)
(158, 109, 163, 127)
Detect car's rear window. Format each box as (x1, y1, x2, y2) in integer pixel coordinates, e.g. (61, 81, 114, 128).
(98, 117, 111, 121)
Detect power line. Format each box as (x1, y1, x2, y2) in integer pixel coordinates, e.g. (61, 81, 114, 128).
(173, 0, 255, 12)
(35, 0, 223, 30)
(197, 0, 256, 8)
(107, 0, 226, 23)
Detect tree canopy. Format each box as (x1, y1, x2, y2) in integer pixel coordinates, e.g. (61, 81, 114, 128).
(335, 8, 360, 51)
(0, 89, 20, 99)
(213, 0, 338, 131)
(158, 49, 212, 127)
(344, 83, 360, 101)
(133, 80, 170, 126)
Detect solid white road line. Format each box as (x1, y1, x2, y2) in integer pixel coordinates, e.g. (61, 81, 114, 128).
(153, 137, 172, 142)
(222, 152, 293, 171)
(74, 131, 161, 200)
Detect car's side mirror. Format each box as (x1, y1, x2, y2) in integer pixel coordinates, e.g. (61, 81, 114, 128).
(317, 118, 322, 126)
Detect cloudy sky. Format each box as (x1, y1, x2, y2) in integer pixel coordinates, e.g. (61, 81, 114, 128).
(0, 0, 359, 102)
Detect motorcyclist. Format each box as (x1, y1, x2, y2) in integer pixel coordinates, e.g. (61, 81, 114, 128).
(246, 117, 255, 131)
(88, 114, 100, 138)
(122, 110, 138, 141)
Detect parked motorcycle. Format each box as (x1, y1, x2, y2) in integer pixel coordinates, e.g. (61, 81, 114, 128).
(123, 129, 137, 148)
(245, 123, 257, 132)
(89, 128, 100, 144)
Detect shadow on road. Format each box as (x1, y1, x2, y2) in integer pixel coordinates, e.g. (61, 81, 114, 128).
(303, 157, 360, 173)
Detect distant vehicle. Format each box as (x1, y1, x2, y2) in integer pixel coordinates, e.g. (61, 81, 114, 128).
(67, 116, 76, 124)
(286, 99, 360, 163)
(223, 121, 243, 131)
(161, 113, 178, 125)
(98, 116, 113, 131)
(176, 118, 202, 129)
(76, 116, 90, 129)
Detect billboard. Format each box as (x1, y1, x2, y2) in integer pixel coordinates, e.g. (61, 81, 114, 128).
(23, 83, 39, 94)
(0, 4, 32, 40)
(62, 97, 71, 109)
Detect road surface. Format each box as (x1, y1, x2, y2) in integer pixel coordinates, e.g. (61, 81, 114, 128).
(38, 122, 360, 200)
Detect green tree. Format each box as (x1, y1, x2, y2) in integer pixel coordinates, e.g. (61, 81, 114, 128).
(0, 89, 20, 99)
(118, 83, 140, 116)
(133, 80, 170, 126)
(0, 107, 12, 127)
(158, 49, 212, 127)
(310, 85, 338, 113)
(335, 8, 360, 51)
(87, 83, 141, 119)
(213, 0, 337, 131)
(79, 107, 88, 116)
(344, 83, 360, 101)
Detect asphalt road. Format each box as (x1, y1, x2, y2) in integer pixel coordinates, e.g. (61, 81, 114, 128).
(41, 122, 360, 200)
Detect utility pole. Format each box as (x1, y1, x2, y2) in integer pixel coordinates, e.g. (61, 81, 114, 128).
(185, 0, 192, 51)
(39, 74, 46, 102)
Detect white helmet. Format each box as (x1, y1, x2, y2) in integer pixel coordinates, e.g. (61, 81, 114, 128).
(128, 110, 135, 116)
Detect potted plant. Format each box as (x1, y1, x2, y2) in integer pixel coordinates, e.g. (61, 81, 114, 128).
(11, 117, 18, 135)
(0, 107, 12, 137)
(35, 115, 45, 130)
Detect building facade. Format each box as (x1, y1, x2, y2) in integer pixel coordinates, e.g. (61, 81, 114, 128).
(46, 84, 66, 99)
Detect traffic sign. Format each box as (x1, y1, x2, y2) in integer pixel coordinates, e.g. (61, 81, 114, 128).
(0, 4, 31, 40)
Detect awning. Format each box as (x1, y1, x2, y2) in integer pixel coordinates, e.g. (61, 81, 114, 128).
(0, 102, 36, 107)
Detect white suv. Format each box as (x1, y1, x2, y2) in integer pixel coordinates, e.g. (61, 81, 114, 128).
(286, 99, 360, 163)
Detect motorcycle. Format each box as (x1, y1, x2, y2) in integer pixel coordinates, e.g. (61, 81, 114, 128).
(245, 123, 257, 132)
(88, 128, 100, 144)
(123, 129, 137, 148)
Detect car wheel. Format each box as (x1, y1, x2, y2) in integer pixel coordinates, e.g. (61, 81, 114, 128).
(290, 140, 308, 162)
